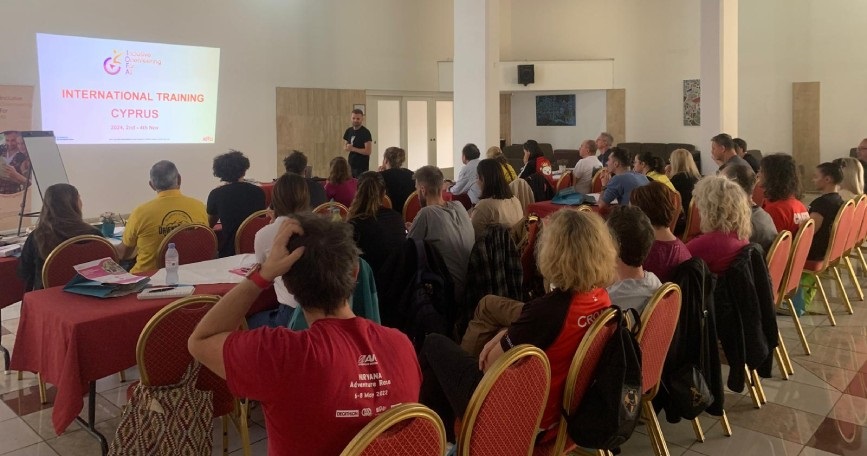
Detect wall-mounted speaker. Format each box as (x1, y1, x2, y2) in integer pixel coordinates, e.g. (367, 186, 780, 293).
(518, 64, 534, 86)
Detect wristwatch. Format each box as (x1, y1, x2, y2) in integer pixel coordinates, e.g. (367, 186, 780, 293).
(245, 264, 273, 289)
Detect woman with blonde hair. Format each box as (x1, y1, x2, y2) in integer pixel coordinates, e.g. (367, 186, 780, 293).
(348, 171, 406, 272)
(686, 175, 752, 274)
(833, 157, 864, 201)
(420, 209, 616, 442)
(485, 146, 517, 184)
(668, 148, 701, 233)
(324, 156, 357, 207)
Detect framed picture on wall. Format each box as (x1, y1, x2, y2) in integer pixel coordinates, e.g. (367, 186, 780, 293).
(535, 95, 576, 126)
(353, 104, 366, 114)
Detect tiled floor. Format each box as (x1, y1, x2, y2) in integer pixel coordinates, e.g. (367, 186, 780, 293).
(3, 280, 867, 455)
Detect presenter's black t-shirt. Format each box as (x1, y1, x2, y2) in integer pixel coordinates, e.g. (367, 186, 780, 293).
(343, 126, 373, 175)
(206, 182, 266, 257)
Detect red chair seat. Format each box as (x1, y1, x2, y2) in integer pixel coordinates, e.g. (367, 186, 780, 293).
(803, 259, 824, 272)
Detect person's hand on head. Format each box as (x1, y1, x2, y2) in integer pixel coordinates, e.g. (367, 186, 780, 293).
(259, 219, 306, 282)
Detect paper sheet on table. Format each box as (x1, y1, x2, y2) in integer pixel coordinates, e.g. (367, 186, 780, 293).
(148, 253, 257, 286)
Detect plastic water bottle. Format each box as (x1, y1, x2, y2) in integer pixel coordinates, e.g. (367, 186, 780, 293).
(165, 243, 179, 285)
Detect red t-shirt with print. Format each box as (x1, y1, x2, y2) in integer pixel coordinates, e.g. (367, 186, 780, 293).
(224, 318, 421, 456)
(500, 287, 611, 432)
(762, 197, 809, 234)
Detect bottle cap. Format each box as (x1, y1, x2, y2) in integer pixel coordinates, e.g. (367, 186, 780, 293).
(168, 243, 176, 249)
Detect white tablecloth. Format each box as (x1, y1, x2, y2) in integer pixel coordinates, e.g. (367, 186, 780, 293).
(148, 254, 257, 286)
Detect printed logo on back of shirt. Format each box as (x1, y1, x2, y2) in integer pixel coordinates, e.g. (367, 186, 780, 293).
(357, 354, 378, 366)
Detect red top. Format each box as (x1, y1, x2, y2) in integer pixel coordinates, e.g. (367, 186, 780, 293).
(501, 288, 611, 430)
(762, 197, 809, 234)
(686, 231, 749, 274)
(325, 179, 358, 207)
(224, 317, 421, 456)
(644, 239, 693, 282)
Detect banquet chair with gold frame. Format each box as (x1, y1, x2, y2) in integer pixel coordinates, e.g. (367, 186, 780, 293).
(458, 345, 551, 456)
(765, 230, 795, 378)
(313, 201, 350, 221)
(339, 403, 446, 456)
(803, 199, 856, 326)
(680, 199, 702, 243)
(780, 219, 815, 354)
(532, 308, 618, 456)
(636, 284, 683, 456)
(131, 295, 251, 456)
(234, 210, 270, 255)
(157, 223, 218, 268)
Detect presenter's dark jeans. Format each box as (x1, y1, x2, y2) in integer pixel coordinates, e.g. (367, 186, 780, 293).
(419, 333, 484, 441)
(351, 167, 367, 178)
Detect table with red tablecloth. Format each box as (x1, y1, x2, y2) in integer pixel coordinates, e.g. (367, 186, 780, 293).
(9, 282, 276, 436)
(526, 201, 602, 218)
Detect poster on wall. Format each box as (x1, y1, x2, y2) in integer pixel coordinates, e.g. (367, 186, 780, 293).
(0, 85, 34, 132)
(683, 79, 701, 126)
(0, 86, 35, 232)
(0, 131, 33, 232)
(536, 95, 576, 126)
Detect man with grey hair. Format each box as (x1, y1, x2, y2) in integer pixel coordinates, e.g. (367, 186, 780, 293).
(596, 132, 614, 166)
(118, 160, 208, 273)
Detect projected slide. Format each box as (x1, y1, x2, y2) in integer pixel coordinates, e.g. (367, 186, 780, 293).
(36, 33, 220, 144)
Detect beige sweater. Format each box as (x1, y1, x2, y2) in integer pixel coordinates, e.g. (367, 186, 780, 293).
(471, 197, 524, 240)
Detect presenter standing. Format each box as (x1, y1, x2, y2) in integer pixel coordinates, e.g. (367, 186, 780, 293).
(343, 109, 373, 178)
(0, 131, 32, 194)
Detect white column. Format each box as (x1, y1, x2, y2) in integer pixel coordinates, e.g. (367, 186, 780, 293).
(700, 0, 738, 175)
(453, 0, 500, 168)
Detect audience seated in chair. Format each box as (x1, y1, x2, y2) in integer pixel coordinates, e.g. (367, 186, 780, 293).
(449, 143, 482, 205)
(633, 152, 676, 192)
(711, 133, 750, 173)
(832, 157, 864, 202)
(469, 158, 523, 241)
(206, 150, 266, 258)
(571, 139, 601, 194)
(629, 182, 693, 282)
(486, 146, 517, 185)
(791, 162, 846, 315)
(117, 160, 208, 273)
(247, 173, 310, 329)
(283, 150, 327, 208)
(348, 171, 407, 274)
(18, 183, 102, 291)
(733, 137, 760, 173)
(189, 214, 421, 456)
(599, 147, 650, 211)
(378, 146, 415, 213)
(686, 176, 752, 274)
(325, 156, 358, 207)
(420, 209, 616, 443)
(720, 164, 779, 253)
(667, 148, 702, 235)
(605, 205, 663, 314)
(759, 153, 809, 234)
(408, 165, 474, 305)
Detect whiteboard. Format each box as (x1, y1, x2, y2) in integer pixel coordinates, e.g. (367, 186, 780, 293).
(21, 131, 68, 198)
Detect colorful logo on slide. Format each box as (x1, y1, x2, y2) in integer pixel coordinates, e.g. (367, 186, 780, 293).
(103, 50, 122, 75)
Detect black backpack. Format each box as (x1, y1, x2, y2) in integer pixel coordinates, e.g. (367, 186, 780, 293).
(407, 239, 453, 349)
(563, 307, 643, 450)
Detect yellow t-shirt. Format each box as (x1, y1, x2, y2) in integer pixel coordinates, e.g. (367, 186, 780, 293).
(647, 171, 677, 192)
(122, 189, 209, 273)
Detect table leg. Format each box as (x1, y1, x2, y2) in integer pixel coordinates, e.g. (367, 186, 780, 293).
(74, 382, 108, 456)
